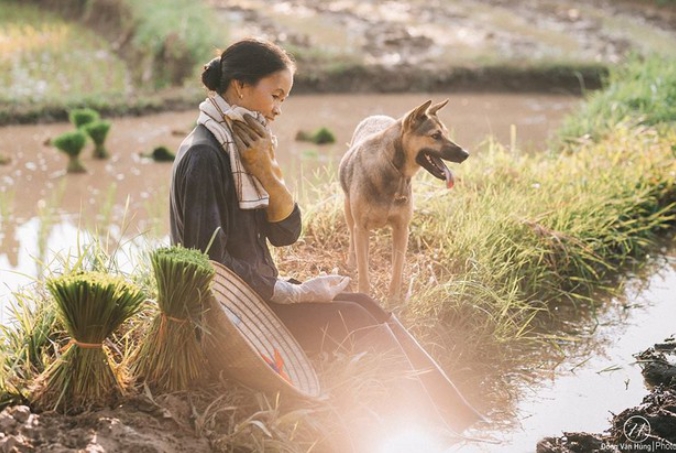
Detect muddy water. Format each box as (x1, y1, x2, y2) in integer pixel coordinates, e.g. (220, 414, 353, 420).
(453, 251, 676, 451)
(5, 91, 671, 450)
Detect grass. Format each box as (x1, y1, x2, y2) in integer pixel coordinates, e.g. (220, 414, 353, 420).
(0, 0, 220, 123)
(125, 0, 220, 88)
(286, 124, 676, 369)
(0, 3, 130, 107)
(556, 53, 676, 145)
(31, 270, 146, 413)
(131, 246, 215, 392)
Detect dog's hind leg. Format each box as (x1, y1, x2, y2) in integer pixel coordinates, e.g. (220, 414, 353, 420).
(354, 224, 371, 294)
(344, 197, 356, 270)
(389, 223, 408, 300)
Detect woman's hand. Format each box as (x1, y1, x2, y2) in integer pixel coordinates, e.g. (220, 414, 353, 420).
(231, 114, 295, 222)
(231, 114, 277, 178)
(271, 275, 351, 304)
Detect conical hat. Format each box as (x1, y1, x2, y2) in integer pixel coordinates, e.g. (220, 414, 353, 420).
(203, 260, 321, 399)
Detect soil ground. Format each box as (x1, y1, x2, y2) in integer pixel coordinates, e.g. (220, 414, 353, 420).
(2, 1, 676, 452)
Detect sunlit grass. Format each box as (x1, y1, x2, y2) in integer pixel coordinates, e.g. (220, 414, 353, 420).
(0, 4, 130, 106)
(125, 0, 221, 88)
(287, 123, 676, 381)
(556, 53, 676, 145)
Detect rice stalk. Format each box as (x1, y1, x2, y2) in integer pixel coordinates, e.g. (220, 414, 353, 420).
(131, 246, 215, 392)
(30, 271, 146, 413)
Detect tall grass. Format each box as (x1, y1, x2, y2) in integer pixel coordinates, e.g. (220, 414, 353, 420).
(0, 3, 130, 107)
(556, 53, 676, 146)
(0, 0, 223, 122)
(126, 0, 220, 88)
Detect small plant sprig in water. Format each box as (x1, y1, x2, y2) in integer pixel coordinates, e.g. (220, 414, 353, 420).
(69, 108, 100, 129)
(132, 246, 215, 392)
(84, 120, 112, 159)
(52, 130, 87, 173)
(140, 145, 175, 162)
(31, 271, 146, 413)
(295, 127, 336, 145)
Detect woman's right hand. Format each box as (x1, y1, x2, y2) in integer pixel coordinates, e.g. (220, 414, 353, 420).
(271, 275, 351, 304)
(232, 114, 295, 222)
(231, 114, 277, 179)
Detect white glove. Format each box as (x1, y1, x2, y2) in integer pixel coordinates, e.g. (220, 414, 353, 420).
(271, 275, 351, 304)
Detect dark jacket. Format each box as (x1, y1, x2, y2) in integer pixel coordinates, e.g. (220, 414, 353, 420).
(169, 124, 302, 300)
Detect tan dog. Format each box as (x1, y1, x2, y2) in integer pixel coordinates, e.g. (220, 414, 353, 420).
(339, 99, 469, 299)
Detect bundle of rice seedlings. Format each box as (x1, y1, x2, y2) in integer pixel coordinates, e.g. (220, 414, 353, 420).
(31, 271, 146, 413)
(52, 130, 87, 173)
(83, 120, 112, 159)
(140, 145, 175, 162)
(132, 246, 215, 392)
(295, 126, 336, 144)
(69, 108, 100, 129)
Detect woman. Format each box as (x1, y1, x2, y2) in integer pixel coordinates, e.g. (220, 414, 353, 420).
(169, 38, 482, 437)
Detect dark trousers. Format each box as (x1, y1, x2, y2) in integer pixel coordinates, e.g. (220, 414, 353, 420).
(268, 291, 484, 434)
(267, 292, 391, 357)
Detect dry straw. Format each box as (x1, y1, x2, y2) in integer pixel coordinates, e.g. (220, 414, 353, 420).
(132, 246, 215, 392)
(31, 271, 145, 413)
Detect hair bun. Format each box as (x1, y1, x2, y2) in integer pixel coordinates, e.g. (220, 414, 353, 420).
(202, 57, 222, 91)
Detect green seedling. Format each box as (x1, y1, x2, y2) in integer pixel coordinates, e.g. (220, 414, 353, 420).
(52, 130, 87, 173)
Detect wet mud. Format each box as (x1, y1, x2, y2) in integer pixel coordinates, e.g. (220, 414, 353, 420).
(537, 336, 676, 453)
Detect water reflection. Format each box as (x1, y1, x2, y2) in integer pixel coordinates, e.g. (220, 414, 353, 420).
(452, 252, 676, 451)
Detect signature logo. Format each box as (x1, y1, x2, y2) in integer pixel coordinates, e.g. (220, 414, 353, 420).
(623, 415, 651, 443)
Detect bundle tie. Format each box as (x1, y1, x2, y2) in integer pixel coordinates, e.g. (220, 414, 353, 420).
(162, 313, 188, 324)
(157, 313, 190, 341)
(68, 339, 103, 349)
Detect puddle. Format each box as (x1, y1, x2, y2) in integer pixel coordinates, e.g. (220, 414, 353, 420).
(452, 252, 676, 451)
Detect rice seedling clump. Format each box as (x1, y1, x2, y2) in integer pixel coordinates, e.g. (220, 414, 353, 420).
(31, 271, 146, 413)
(132, 246, 215, 392)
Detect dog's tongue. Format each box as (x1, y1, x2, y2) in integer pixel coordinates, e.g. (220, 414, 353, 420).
(443, 166, 455, 189)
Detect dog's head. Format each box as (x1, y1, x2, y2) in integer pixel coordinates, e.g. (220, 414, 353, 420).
(403, 99, 469, 189)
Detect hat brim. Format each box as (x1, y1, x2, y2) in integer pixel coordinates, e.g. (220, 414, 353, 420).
(203, 260, 321, 400)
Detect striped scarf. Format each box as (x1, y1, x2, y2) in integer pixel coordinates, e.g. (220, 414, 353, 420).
(197, 94, 273, 210)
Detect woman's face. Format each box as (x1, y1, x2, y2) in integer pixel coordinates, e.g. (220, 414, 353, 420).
(238, 68, 294, 123)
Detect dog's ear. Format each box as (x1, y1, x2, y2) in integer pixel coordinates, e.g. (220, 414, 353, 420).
(404, 100, 432, 130)
(428, 99, 449, 116)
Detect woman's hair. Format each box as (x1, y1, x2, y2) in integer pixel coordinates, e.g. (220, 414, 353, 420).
(202, 39, 296, 93)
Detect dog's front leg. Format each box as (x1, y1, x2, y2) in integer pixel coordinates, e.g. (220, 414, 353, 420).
(353, 225, 371, 295)
(390, 223, 408, 300)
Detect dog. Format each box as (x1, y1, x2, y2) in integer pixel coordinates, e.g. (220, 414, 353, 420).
(338, 99, 469, 300)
